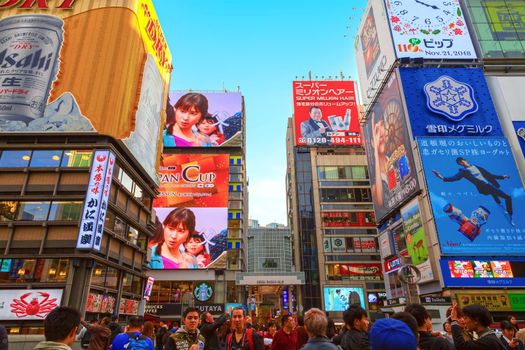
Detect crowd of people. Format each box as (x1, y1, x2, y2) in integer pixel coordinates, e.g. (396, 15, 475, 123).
(23, 303, 525, 350)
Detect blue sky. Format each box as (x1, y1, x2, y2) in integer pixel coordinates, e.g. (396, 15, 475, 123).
(155, 0, 366, 225)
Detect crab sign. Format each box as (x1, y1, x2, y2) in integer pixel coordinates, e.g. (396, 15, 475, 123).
(10, 292, 58, 318)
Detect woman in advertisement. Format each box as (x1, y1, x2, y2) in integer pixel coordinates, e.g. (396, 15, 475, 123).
(148, 208, 198, 269)
(371, 108, 389, 209)
(163, 93, 212, 147)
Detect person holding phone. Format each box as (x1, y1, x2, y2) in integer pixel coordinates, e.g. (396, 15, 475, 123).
(500, 321, 525, 350)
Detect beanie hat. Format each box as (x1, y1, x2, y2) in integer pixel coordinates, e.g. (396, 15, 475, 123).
(370, 318, 418, 350)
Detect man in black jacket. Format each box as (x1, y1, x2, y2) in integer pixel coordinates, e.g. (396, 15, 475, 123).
(339, 304, 370, 350)
(405, 304, 453, 350)
(199, 312, 230, 350)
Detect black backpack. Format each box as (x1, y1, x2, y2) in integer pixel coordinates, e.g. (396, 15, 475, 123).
(80, 329, 91, 348)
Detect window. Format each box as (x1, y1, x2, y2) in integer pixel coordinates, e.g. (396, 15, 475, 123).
(61, 150, 93, 167)
(41, 259, 70, 282)
(120, 171, 134, 194)
(91, 264, 107, 287)
(318, 166, 369, 180)
(128, 226, 138, 245)
(114, 217, 127, 236)
(0, 150, 31, 167)
(17, 202, 51, 221)
(30, 150, 62, 167)
(48, 202, 82, 221)
(0, 201, 18, 221)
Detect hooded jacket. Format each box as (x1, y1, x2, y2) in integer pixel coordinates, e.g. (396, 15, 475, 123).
(166, 327, 205, 350)
(34, 341, 73, 350)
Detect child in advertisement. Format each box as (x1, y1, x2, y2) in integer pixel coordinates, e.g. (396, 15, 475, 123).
(183, 233, 212, 268)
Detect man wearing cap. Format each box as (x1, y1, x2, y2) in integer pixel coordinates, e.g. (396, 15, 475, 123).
(370, 318, 418, 350)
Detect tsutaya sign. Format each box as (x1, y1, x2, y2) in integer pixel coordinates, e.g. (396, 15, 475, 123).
(236, 273, 305, 286)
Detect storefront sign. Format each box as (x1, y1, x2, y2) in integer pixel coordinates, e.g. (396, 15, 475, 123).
(0, 289, 63, 320)
(237, 274, 304, 286)
(195, 303, 224, 315)
(194, 282, 213, 302)
(420, 296, 452, 304)
(456, 292, 512, 312)
(145, 303, 182, 316)
(384, 256, 402, 274)
(86, 293, 115, 314)
(118, 298, 139, 315)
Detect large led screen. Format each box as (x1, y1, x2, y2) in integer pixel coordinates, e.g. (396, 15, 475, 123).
(323, 287, 365, 311)
(293, 81, 361, 147)
(149, 154, 229, 269)
(418, 137, 525, 255)
(441, 258, 525, 288)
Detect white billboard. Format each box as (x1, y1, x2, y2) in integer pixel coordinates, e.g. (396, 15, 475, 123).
(355, 0, 397, 109)
(0, 289, 63, 320)
(385, 0, 476, 59)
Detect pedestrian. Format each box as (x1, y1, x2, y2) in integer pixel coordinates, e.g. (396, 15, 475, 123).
(108, 316, 123, 344)
(339, 304, 370, 350)
(0, 325, 7, 350)
(442, 321, 454, 347)
(405, 303, 453, 350)
(156, 323, 169, 350)
(508, 315, 521, 332)
(225, 306, 264, 350)
(369, 318, 418, 350)
(111, 316, 154, 350)
(271, 314, 297, 350)
(295, 316, 309, 350)
(261, 321, 277, 349)
(144, 321, 155, 340)
(500, 321, 524, 350)
(34, 306, 81, 350)
(300, 308, 339, 350)
(166, 307, 205, 350)
(449, 303, 506, 350)
(80, 317, 112, 350)
(200, 311, 230, 350)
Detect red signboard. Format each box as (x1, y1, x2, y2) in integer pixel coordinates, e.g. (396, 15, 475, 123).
(293, 81, 361, 146)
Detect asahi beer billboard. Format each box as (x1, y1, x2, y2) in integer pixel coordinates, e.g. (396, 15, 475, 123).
(0, 1, 173, 182)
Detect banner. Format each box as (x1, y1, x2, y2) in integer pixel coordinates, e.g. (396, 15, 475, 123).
(362, 71, 419, 221)
(323, 287, 365, 311)
(86, 293, 116, 314)
(400, 199, 434, 283)
(441, 258, 525, 287)
(399, 68, 503, 137)
(293, 81, 361, 146)
(385, 0, 477, 59)
(149, 154, 229, 270)
(163, 92, 242, 148)
(0, 1, 172, 182)
(0, 289, 63, 320)
(418, 137, 525, 255)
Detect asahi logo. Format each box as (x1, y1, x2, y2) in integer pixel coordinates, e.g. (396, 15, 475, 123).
(0, 48, 55, 72)
(0, 0, 76, 9)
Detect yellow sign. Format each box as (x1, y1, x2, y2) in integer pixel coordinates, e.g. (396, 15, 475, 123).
(455, 291, 512, 312)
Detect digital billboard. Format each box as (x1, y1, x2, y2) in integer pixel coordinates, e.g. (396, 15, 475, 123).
(149, 154, 229, 269)
(362, 71, 419, 222)
(163, 92, 242, 148)
(399, 67, 503, 137)
(323, 287, 365, 311)
(0, 1, 172, 182)
(292, 81, 361, 147)
(385, 0, 477, 59)
(463, 0, 525, 58)
(1, 289, 63, 320)
(400, 198, 434, 283)
(355, 0, 397, 107)
(441, 258, 525, 288)
(418, 137, 525, 255)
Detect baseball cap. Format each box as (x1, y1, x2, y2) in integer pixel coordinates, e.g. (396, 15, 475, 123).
(370, 318, 418, 350)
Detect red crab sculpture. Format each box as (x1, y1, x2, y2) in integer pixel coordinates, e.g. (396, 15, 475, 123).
(10, 292, 58, 318)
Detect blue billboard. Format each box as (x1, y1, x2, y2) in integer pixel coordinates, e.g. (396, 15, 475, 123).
(418, 137, 525, 255)
(513, 121, 525, 158)
(400, 68, 502, 137)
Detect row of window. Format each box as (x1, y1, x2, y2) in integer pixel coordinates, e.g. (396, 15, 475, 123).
(321, 211, 376, 227)
(91, 262, 142, 294)
(0, 201, 82, 222)
(317, 166, 369, 180)
(320, 188, 371, 203)
(0, 258, 70, 283)
(0, 150, 93, 168)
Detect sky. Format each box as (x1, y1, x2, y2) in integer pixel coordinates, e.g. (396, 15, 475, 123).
(155, 0, 367, 226)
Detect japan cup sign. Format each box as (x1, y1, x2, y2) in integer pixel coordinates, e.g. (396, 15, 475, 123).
(1, 289, 63, 320)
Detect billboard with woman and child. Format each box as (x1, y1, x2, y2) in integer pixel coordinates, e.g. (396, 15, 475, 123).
(149, 154, 229, 269)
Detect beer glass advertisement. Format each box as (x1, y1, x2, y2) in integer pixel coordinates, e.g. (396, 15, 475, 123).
(400, 198, 434, 283)
(0, 1, 173, 183)
(292, 81, 361, 147)
(385, 0, 477, 59)
(418, 137, 525, 255)
(323, 287, 365, 311)
(399, 67, 503, 137)
(150, 154, 229, 270)
(163, 91, 243, 148)
(463, 0, 525, 58)
(362, 72, 419, 222)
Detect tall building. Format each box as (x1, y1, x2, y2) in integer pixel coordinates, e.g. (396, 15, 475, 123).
(286, 79, 386, 322)
(0, 0, 172, 333)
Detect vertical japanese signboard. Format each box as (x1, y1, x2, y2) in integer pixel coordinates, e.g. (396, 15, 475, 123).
(77, 150, 115, 250)
(292, 81, 361, 147)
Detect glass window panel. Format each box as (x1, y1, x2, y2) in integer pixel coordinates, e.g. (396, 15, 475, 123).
(121, 171, 134, 193)
(30, 150, 62, 167)
(353, 166, 367, 179)
(134, 185, 143, 200)
(17, 202, 50, 221)
(41, 259, 69, 282)
(122, 272, 133, 293)
(91, 264, 107, 287)
(0, 150, 31, 167)
(105, 267, 119, 289)
(131, 275, 142, 295)
(114, 217, 127, 236)
(324, 167, 338, 180)
(61, 150, 93, 167)
(128, 226, 138, 245)
(0, 201, 18, 221)
(48, 202, 82, 221)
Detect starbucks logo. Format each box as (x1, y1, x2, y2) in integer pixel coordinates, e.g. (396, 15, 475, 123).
(194, 282, 214, 302)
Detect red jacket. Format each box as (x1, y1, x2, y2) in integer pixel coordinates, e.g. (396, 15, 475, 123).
(270, 329, 297, 350)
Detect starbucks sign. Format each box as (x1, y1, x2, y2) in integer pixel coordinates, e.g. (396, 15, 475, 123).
(194, 282, 214, 302)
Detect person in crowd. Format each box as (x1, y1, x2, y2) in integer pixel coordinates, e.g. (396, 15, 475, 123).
(34, 306, 81, 350)
(143, 321, 155, 341)
(200, 311, 230, 350)
(166, 307, 205, 350)
(391, 312, 419, 340)
(300, 308, 339, 350)
(111, 316, 154, 350)
(156, 323, 169, 350)
(0, 325, 7, 350)
(184, 233, 212, 268)
(339, 304, 370, 350)
(261, 321, 277, 349)
(369, 318, 418, 350)
(449, 303, 505, 350)
(447, 305, 474, 341)
(225, 306, 264, 350)
(108, 316, 122, 344)
(163, 93, 211, 147)
(218, 320, 232, 349)
(295, 316, 309, 350)
(300, 106, 332, 145)
(149, 209, 198, 269)
(517, 326, 525, 345)
(500, 321, 524, 350)
(271, 314, 297, 350)
(326, 318, 337, 340)
(197, 114, 224, 146)
(442, 321, 454, 346)
(508, 315, 520, 332)
(405, 303, 453, 350)
(80, 317, 111, 350)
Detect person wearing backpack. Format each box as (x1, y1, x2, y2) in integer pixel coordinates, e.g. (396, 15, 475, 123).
(111, 316, 154, 350)
(226, 307, 264, 350)
(166, 307, 205, 350)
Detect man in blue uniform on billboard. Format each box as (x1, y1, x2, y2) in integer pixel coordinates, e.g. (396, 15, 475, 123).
(300, 106, 332, 145)
(432, 157, 514, 225)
